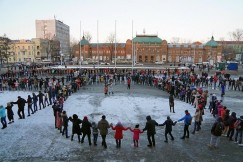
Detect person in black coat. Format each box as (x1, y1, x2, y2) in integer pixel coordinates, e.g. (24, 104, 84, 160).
(12, 96, 27, 119)
(81, 116, 92, 145)
(32, 93, 38, 112)
(69, 114, 82, 142)
(5, 102, 14, 123)
(52, 101, 59, 128)
(159, 116, 177, 143)
(61, 111, 69, 138)
(37, 91, 45, 110)
(143, 115, 159, 147)
(169, 95, 175, 113)
(26, 95, 34, 116)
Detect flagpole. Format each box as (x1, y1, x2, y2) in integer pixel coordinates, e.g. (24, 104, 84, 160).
(115, 20, 117, 68)
(97, 20, 99, 68)
(132, 20, 134, 73)
(80, 21, 82, 67)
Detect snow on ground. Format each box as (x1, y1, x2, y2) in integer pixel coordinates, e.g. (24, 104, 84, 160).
(0, 90, 241, 161)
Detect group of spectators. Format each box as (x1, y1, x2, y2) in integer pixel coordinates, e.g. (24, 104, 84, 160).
(0, 65, 243, 150)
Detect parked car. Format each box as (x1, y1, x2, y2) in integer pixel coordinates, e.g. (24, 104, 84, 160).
(135, 63, 143, 66)
(155, 61, 164, 65)
(100, 62, 110, 65)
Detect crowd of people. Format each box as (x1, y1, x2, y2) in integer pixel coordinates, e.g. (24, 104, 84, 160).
(0, 66, 243, 150)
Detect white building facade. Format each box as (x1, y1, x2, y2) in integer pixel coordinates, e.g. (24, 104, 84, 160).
(36, 19, 70, 60)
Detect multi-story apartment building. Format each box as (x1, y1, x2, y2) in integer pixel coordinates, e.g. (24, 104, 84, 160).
(72, 35, 222, 65)
(8, 40, 36, 64)
(8, 38, 60, 64)
(36, 19, 70, 60)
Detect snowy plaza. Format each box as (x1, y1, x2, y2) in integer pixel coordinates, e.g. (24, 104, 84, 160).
(0, 82, 243, 162)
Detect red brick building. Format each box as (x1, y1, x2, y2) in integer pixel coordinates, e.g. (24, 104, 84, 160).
(72, 35, 222, 64)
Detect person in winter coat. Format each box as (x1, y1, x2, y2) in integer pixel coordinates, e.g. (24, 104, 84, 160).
(37, 91, 45, 110)
(98, 115, 110, 149)
(208, 117, 224, 148)
(44, 90, 50, 107)
(127, 77, 131, 89)
(12, 96, 27, 119)
(169, 95, 175, 113)
(129, 124, 144, 147)
(92, 122, 99, 146)
(227, 112, 237, 141)
(110, 122, 129, 148)
(222, 109, 230, 136)
(191, 109, 201, 134)
(159, 116, 177, 142)
(61, 111, 69, 138)
(81, 116, 92, 145)
(5, 102, 14, 124)
(143, 115, 159, 147)
(0, 105, 7, 129)
(26, 95, 34, 116)
(55, 108, 63, 133)
(178, 110, 192, 139)
(69, 114, 82, 142)
(52, 101, 59, 128)
(234, 116, 243, 146)
(32, 93, 38, 112)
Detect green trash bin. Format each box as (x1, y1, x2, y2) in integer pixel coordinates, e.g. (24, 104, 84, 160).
(216, 62, 225, 70)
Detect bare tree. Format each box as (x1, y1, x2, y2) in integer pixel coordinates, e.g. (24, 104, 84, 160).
(70, 35, 79, 60)
(105, 33, 120, 63)
(229, 28, 243, 54)
(0, 34, 11, 64)
(84, 32, 92, 42)
(229, 28, 243, 41)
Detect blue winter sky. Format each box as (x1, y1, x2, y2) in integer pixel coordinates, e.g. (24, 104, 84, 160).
(0, 0, 243, 43)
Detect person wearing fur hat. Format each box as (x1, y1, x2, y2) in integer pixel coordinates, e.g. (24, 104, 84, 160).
(143, 115, 159, 147)
(0, 105, 7, 129)
(178, 110, 192, 139)
(5, 102, 14, 124)
(98, 115, 110, 149)
(110, 122, 129, 148)
(80, 116, 92, 145)
(69, 114, 83, 142)
(159, 116, 177, 143)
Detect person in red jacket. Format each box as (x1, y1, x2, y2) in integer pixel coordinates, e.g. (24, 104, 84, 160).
(127, 77, 131, 89)
(129, 124, 144, 147)
(110, 122, 129, 148)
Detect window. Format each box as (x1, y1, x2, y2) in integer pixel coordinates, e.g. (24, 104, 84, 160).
(28, 46, 30, 50)
(37, 46, 39, 50)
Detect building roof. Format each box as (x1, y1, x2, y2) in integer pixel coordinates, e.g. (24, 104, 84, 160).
(205, 36, 218, 47)
(90, 43, 126, 48)
(79, 36, 89, 45)
(133, 35, 162, 43)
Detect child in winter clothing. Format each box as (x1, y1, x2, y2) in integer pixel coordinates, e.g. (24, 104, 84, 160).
(6, 102, 14, 124)
(69, 114, 82, 142)
(92, 122, 99, 146)
(129, 124, 143, 147)
(0, 105, 7, 129)
(111, 122, 129, 148)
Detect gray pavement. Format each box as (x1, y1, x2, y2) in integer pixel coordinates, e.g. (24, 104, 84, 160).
(60, 83, 243, 162)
